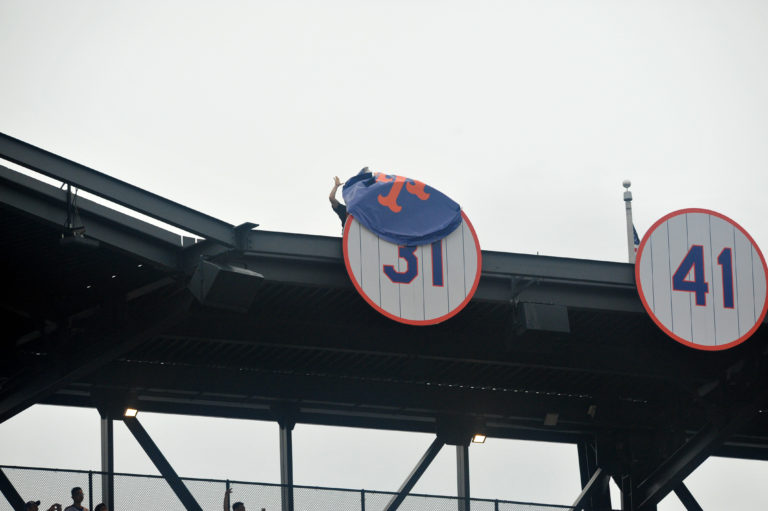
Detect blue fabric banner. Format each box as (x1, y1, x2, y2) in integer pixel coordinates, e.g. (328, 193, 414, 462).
(342, 170, 462, 246)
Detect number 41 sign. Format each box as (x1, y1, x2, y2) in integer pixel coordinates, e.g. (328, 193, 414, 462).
(635, 209, 768, 350)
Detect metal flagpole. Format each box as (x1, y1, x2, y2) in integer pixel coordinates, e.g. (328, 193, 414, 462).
(623, 180, 635, 263)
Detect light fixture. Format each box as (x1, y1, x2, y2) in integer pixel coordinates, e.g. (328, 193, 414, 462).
(471, 433, 486, 444)
(124, 408, 138, 418)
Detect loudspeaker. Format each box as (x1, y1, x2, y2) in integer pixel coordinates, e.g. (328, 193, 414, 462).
(515, 302, 570, 334)
(189, 259, 264, 313)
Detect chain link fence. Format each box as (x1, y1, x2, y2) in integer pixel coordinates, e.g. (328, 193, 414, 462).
(0, 465, 573, 511)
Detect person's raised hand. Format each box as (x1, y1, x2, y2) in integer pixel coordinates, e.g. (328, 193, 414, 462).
(333, 176, 342, 187)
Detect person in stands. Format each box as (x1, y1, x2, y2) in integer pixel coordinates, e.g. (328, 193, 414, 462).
(223, 487, 245, 511)
(25, 501, 60, 511)
(63, 487, 88, 511)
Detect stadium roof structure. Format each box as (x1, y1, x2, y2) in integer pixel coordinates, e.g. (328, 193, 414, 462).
(0, 132, 766, 511)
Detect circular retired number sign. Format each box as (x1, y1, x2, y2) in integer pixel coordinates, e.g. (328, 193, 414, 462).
(635, 208, 768, 350)
(343, 211, 482, 326)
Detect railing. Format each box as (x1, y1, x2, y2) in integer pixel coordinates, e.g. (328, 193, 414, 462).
(0, 465, 573, 511)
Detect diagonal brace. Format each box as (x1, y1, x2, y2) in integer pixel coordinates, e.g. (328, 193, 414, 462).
(673, 483, 703, 511)
(0, 468, 24, 511)
(123, 415, 203, 511)
(384, 437, 445, 511)
(571, 467, 610, 510)
(635, 395, 765, 510)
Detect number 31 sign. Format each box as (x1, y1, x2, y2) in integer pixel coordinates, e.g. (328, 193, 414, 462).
(344, 211, 481, 326)
(636, 209, 768, 350)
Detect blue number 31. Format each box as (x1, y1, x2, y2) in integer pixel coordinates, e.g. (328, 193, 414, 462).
(383, 241, 444, 286)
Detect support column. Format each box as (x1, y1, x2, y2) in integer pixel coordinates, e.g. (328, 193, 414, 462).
(456, 445, 470, 511)
(100, 410, 114, 511)
(619, 474, 632, 511)
(279, 419, 295, 511)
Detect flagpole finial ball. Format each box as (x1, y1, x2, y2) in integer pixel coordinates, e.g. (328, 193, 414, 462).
(622, 180, 631, 189)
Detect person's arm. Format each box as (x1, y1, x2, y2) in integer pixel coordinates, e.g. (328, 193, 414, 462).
(329, 176, 342, 207)
(224, 487, 232, 511)
(46, 504, 61, 511)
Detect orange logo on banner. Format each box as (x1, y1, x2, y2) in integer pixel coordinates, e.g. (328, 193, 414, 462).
(375, 173, 430, 213)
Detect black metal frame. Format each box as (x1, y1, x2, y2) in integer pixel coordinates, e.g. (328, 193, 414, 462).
(2, 133, 767, 511)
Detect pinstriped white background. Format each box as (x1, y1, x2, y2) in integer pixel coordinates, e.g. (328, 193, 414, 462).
(345, 217, 479, 323)
(637, 211, 767, 348)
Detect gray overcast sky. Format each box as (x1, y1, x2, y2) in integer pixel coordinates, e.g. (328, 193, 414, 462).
(1, 1, 767, 509)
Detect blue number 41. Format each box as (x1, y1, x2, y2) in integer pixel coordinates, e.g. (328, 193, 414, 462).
(672, 245, 734, 308)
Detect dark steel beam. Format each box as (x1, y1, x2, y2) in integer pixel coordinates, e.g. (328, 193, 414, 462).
(42, 389, 588, 446)
(0, 290, 190, 424)
(673, 483, 703, 511)
(122, 415, 202, 511)
(635, 396, 765, 510)
(75, 360, 667, 432)
(571, 467, 610, 511)
(478, 251, 641, 312)
(223, 236, 644, 311)
(0, 164, 181, 268)
(618, 475, 633, 510)
(164, 314, 705, 387)
(456, 444, 470, 511)
(0, 132, 237, 246)
(714, 444, 768, 461)
(1, 157, 643, 315)
(0, 467, 24, 511)
(241, 229, 344, 261)
(384, 438, 444, 511)
(481, 250, 634, 286)
(0, 156, 647, 313)
(42, 387, 768, 467)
